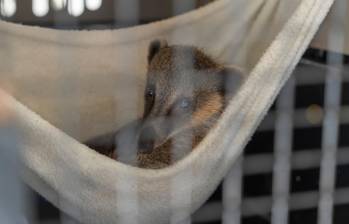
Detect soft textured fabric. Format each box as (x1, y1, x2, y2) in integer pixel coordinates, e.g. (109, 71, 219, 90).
(0, 0, 334, 223)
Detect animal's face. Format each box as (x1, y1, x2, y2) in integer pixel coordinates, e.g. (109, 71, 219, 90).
(138, 40, 243, 152)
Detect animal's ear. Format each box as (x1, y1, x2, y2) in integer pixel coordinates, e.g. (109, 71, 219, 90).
(219, 66, 245, 97)
(148, 39, 168, 64)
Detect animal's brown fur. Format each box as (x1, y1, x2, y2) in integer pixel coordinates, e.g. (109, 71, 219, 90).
(191, 93, 224, 127)
(85, 40, 244, 169)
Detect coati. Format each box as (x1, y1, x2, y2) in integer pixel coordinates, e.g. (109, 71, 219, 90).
(85, 40, 244, 169)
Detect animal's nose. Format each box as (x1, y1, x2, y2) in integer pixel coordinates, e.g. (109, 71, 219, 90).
(138, 126, 157, 154)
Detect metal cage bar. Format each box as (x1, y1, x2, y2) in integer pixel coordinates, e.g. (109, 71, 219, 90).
(271, 77, 295, 224)
(317, 1, 347, 223)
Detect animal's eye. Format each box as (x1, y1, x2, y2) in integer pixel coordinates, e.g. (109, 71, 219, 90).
(145, 88, 155, 99)
(179, 98, 191, 109)
(145, 88, 155, 101)
(143, 87, 155, 118)
(174, 98, 193, 112)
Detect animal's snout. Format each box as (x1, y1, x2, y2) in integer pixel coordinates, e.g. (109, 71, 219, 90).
(138, 126, 157, 154)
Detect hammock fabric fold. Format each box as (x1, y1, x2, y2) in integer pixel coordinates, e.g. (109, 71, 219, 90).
(0, 0, 334, 223)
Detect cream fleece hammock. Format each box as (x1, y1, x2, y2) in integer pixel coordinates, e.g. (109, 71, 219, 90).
(0, 0, 334, 223)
